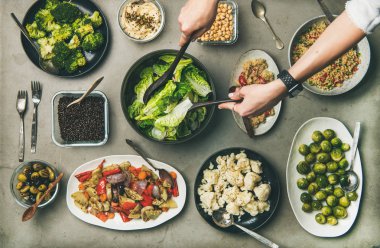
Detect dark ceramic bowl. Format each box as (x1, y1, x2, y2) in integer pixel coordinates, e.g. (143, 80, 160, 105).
(120, 49, 216, 144)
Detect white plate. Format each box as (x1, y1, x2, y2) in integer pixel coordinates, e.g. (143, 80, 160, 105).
(286, 117, 362, 237)
(288, 16, 371, 96)
(230, 49, 282, 135)
(66, 155, 186, 230)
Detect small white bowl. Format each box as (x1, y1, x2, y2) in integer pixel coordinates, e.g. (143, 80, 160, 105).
(118, 0, 165, 43)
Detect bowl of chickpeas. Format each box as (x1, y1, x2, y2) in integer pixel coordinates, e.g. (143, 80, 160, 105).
(197, 0, 238, 45)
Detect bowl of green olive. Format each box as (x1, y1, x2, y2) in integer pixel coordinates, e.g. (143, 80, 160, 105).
(10, 160, 60, 208)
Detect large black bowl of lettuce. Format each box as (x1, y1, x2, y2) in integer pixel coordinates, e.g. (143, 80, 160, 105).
(21, 0, 109, 77)
(121, 50, 216, 144)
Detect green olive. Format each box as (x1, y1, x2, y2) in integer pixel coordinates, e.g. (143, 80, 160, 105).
(321, 206, 332, 216)
(17, 173, 28, 182)
(36, 192, 44, 202)
(33, 163, 44, 171)
(307, 182, 319, 195)
(309, 143, 322, 154)
(312, 200, 322, 210)
(339, 196, 351, 207)
(20, 185, 30, 193)
(316, 152, 331, 163)
(300, 192, 313, 203)
(297, 178, 309, 190)
(326, 195, 338, 207)
(298, 144, 310, 156)
(46, 166, 55, 181)
(327, 215, 338, 225)
(315, 190, 327, 201)
(333, 206, 348, 219)
(326, 161, 339, 173)
(324, 184, 334, 195)
(312, 131, 324, 143)
(315, 213, 326, 224)
(316, 175, 329, 188)
(339, 175, 350, 187)
(38, 184, 47, 192)
(320, 140, 332, 152)
(341, 143, 350, 152)
(323, 129, 336, 140)
(29, 186, 39, 194)
(333, 188, 345, 198)
(328, 174, 339, 185)
(22, 165, 33, 176)
(297, 161, 310, 175)
(30, 172, 40, 181)
(16, 181, 23, 190)
(331, 148, 344, 162)
(347, 192, 358, 201)
(305, 153, 316, 164)
(306, 171, 316, 182)
(39, 169, 49, 178)
(338, 158, 349, 170)
(331, 137, 342, 147)
(313, 163, 327, 175)
(302, 203, 313, 213)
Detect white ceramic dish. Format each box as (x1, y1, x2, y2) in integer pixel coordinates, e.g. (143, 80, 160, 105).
(288, 16, 371, 96)
(230, 49, 282, 135)
(286, 117, 362, 237)
(66, 155, 186, 230)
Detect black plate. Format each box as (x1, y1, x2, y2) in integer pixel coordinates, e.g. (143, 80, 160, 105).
(194, 147, 280, 232)
(21, 0, 109, 77)
(120, 49, 216, 144)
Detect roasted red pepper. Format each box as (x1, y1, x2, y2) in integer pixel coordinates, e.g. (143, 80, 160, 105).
(97, 159, 106, 170)
(145, 184, 154, 196)
(172, 179, 179, 197)
(119, 212, 131, 222)
(140, 193, 153, 207)
(122, 202, 137, 211)
(75, 171, 92, 182)
(238, 73, 247, 86)
(102, 168, 121, 177)
(96, 177, 107, 195)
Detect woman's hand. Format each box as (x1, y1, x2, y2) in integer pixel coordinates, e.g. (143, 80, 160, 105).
(218, 79, 288, 117)
(178, 0, 219, 46)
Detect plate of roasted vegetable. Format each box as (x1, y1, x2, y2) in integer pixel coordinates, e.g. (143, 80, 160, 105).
(66, 155, 186, 230)
(21, 0, 109, 77)
(286, 117, 362, 237)
(121, 50, 216, 143)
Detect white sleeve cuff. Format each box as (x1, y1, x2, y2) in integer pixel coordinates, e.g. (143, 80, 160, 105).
(346, 0, 380, 34)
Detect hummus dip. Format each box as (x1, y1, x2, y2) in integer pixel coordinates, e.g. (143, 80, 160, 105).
(121, 1, 162, 40)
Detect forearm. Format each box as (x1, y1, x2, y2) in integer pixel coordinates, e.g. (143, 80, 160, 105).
(288, 11, 365, 82)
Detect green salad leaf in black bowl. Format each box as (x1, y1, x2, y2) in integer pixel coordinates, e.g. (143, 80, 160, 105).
(121, 50, 216, 144)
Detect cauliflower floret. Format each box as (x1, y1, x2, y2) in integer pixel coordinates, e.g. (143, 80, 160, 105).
(257, 201, 270, 213)
(203, 169, 219, 185)
(200, 192, 216, 210)
(222, 186, 240, 203)
(236, 151, 247, 160)
(214, 178, 228, 193)
(254, 183, 271, 201)
(235, 191, 252, 207)
(241, 172, 262, 191)
(236, 157, 251, 172)
(244, 200, 259, 216)
(226, 170, 244, 187)
(250, 160, 263, 174)
(226, 202, 240, 215)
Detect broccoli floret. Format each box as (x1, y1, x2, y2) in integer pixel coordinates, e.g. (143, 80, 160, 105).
(68, 35, 80, 49)
(26, 21, 46, 39)
(65, 51, 86, 73)
(52, 24, 73, 41)
(72, 17, 91, 30)
(51, 41, 72, 69)
(45, 0, 60, 10)
(75, 24, 94, 38)
(35, 9, 60, 32)
(82, 32, 104, 52)
(51, 2, 82, 24)
(37, 37, 56, 59)
(86, 11, 102, 28)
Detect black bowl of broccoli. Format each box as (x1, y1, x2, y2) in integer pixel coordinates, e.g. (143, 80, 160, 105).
(21, 0, 109, 77)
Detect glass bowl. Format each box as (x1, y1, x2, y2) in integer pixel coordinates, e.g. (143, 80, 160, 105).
(10, 160, 60, 208)
(118, 0, 165, 43)
(51, 90, 109, 147)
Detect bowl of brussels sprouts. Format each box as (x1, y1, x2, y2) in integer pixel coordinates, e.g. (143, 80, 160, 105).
(286, 117, 362, 237)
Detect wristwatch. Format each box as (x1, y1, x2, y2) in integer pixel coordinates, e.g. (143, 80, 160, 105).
(277, 70, 303, 98)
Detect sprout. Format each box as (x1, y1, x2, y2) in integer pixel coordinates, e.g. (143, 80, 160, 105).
(341, 143, 351, 152)
(296, 161, 310, 175)
(339, 174, 350, 187)
(313, 162, 327, 175)
(300, 192, 313, 203)
(326, 195, 338, 207)
(320, 140, 332, 152)
(302, 203, 313, 213)
(315, 213, 326, 224)
(326, 161, 339, 173)
(312, 200, 322, 210)
(347, 192, 358, 201)
(305, 153, 316, 164)
(316, 175, 328, 188)
(312, 131, 324, 143)
(306, 171, 316, 182)
(308, 182, 319, 195)
(309, 143, 321, 154)
(297, 178, 309, 190)
(298, 144, 310, 155)
(321, 206, 332, 216)
(316, 152, 331, 163)
(338, 158, 349, 170)
(333, 187, 345, 198)
(339, 196, 351, 208)
(327, 215, 338, 225)
(333, 206, 348, 219)
(331, 137, 342, 147)
(323, 129, 336, 140)
(315, 190, 327, 201)
(324, 184, 334, 195)
(327, 174, 339, 185)
(331, 148, 344, 162)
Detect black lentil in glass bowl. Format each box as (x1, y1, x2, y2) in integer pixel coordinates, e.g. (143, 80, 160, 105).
(51, 91, 109, 147)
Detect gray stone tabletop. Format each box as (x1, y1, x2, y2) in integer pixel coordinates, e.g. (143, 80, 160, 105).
(1, 0, 379, 247)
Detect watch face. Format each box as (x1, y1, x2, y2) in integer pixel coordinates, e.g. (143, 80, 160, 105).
(289, 84, 303, 97)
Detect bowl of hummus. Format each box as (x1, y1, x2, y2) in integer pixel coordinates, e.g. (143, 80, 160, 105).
(118, 0, 165, 42)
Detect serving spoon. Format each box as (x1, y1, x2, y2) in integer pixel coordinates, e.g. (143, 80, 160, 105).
(189, 99, 239, 111)
(22, 172, 64, 222)
(212, 208, 279, 248)
(66, 76, 104, 108)
(125, 139, 174, 188)
(251, 1, 284, 50)
(10, 13, 59, 75)
(341, 122, 360, 192)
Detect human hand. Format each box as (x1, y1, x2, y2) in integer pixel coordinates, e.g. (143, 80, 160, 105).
(218, 79, 288, 116)
(178, 0, 219, 46)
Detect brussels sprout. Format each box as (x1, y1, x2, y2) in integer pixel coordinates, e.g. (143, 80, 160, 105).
(341, 143, 350, 152)
(297, 161, 311, 175)
(316, 152, 331, 163)
(315, 213, 326, 224)
(333, 187, 345, 198)
(320, 140, 332, 152)
(312, 200, 322, 210)
(300, 192, 313, 203)
(333, 206, 348, 219)
(326, 161, 339, 173)
(308, 182, 319, 195)
(309, 143, 322, 154)
(313, 163, 327, 175)
(331, 137, 342, 147)
(328, 174, 339, 185)
(336, 169, 346, 176)
(331, 148, 344, 162)
(312, 131, 324, 143)
(321, 206, 332, 216)
(323, 129, 336, 140)
(347, 192, 358, 201)
(306, 171, 316, 182)
(316, 175, 329, 188)
(327, 215, 338, 225)
(297, 178, 309, 190)
(324, 184, 334, 195)
(305, 153, 316, 164)
(339, 175, 350, 187)
(315, 190, 327, 201)
(298, 144, 310, 155)
(302, 203, 313, 213)
(339, 158, 349, 170)
(339, 196, 351, 207)
(326, 195, 338, 207)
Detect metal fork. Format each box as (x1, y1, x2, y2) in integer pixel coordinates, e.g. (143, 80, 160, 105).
(16, 90, 27, 162)
(31, 81, 42, 153)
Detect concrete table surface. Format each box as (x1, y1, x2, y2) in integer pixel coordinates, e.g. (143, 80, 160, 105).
(1, 0, 379, 247)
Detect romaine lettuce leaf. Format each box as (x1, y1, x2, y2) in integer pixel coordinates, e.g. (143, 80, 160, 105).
(153, 63, 170, 77)
(128, 100, 144, 119)
(159, 55, 192, 82)
(154, 98, 193, 128)
(134, 67, 154, 103)
(183, 66, 212, 97)
(141, 80, 177, 116)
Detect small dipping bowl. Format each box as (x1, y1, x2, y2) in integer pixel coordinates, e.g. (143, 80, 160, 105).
(118, 0, 165, 43)
(10, 160, 60, 208)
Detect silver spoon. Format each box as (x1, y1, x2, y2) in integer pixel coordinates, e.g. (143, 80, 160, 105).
(251, 1, 284, 50)
(10, 13, 59, 75)
(341, 122, 360, 192)
(66, 76, 104, 108)
(212, 209, 279, 248)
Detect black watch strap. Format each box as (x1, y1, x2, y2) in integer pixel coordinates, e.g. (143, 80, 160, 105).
(277, 70, 303, 98)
